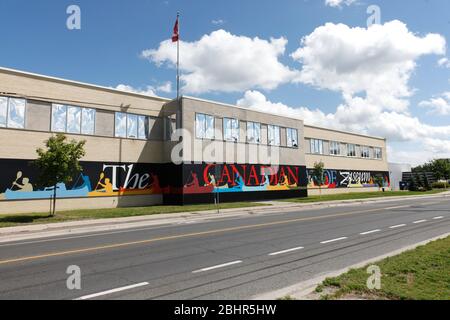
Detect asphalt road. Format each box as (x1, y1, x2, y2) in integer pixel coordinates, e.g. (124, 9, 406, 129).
(0, 195, 449, 300)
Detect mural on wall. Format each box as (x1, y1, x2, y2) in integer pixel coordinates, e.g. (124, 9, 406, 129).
(0, 159, 176, 201)
(183, 164, 308, 195)
(307, 169, 390, 189)
(0, 159, 308, 201)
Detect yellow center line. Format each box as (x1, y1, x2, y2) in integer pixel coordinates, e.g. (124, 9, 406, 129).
(0, 198, 447, 266)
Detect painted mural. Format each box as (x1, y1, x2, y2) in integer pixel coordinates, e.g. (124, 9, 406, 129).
(307, 169, 390, 189)
(0, 159, 308, 201)
(183, 164, 307, 195)
(0, 159, 177, 201)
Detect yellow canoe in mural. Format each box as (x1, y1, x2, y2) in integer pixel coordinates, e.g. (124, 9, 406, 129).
(267, 183, 298, 191)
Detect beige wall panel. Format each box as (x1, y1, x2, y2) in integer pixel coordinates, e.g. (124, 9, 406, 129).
(95, 110, 114, 137)
(0, 129, 166, 163)
(0, 195, 163, 215)
(25, 100, 51, 132)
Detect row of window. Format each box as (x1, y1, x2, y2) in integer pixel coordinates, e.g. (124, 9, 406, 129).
(0, 97, 26, 129)
(310, 139, 382, 159)
(114, 112, 154, 140)
(52, 104, 96, 135)
(195, 113, 299, 148)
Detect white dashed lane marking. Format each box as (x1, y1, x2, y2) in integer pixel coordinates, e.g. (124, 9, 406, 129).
(75, 282, 149, 300)
(268, 247, 304, 256)
(389, 224, 406, 229)
(360, 229, 381, 235)
(320, 237, 348, 244)
(192, 260, 243, 273)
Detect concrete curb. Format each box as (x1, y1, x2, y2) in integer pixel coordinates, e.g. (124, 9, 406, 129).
(252, 232, 450, 300)
(0, 192, 448, 244)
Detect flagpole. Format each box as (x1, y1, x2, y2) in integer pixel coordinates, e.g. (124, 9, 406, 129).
(176, 12, 180, 100)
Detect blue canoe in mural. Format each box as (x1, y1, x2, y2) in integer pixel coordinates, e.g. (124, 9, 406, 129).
(214, 174, 269, 193)
(4, 177, 91, 200)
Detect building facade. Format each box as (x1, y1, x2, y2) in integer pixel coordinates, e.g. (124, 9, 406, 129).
(0, 67, 390, 214)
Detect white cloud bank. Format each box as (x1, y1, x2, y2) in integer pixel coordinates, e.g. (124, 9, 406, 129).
(142, 29, 297, 94)
(325, 0, 358, 8)
(420, 92, 450, 115)
(114, 81, 172, 96)
(238, 21, 449, 164)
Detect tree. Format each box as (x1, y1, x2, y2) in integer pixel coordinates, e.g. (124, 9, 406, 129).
(373, 175, 384, 191)
(35, 134, 86, 216)
(313, 161, 325, 198)
(422, 173, 432, 191)
(430, 159, 450, 181)
(408, 174, 418, 192)
(413, 159, 450, 182)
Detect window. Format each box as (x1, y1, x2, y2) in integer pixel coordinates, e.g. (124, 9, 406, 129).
(52, 104, 96, 135)
(347, 144, 356, 157)
(51, 104, 67, 132)
(115, 112, 127, 138)
(247, 121, 261, 144)
(196, 113, 215, 139)
(0, 97, 8, 127)
(310, 139, 324, 154)
(224, 118, 239, 142)
(330, 141, 341, 155)
(0, 97, 26, 129)
(374, 147, 382, 159)
(286, 128, 298, 148)
(361, 146, 370, 158)
(127, 114, 138, 138)
(67, 106, 81, 134)
(114, 112, 150, 140)
(138, 115, 148, 140)
(81, 108, 96, 135)
(268, 125, 280, 146)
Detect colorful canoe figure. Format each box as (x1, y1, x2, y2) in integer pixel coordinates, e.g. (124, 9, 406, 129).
(5, 174, 91, 200)
(184, 173, 214, 194)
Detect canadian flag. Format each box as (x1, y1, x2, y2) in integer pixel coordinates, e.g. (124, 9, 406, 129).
(172, 17, 179, 42)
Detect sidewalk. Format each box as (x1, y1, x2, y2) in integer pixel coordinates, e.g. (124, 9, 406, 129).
(1, 192, 449, 244)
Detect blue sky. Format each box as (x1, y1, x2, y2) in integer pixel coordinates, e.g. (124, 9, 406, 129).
(1, 0, 449, 164)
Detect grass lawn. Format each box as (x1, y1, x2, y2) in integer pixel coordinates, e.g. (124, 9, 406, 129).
(316, 236, 450, 300)
(0, 202, 269, 229)
(285, 190, 445, 203)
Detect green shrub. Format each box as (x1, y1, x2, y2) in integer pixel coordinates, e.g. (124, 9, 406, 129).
(432, 181, 448, 189)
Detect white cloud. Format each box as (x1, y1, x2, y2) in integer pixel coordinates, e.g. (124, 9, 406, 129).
(142, 29, 297, 94)
(438, 57, 450, 68)
(291, 21, 446, 112)
(419, 92, 450, 115)
(211, 19, 225, 25)
(114, 82, 173, 96)
(237, 90, 332, 126)
(237, 21, 449, 164)
(156, 81, 172, 93)
(115, 84, 157, 96)
(325, 0, 358, 8)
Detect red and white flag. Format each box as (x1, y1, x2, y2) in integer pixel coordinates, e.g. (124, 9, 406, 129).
(172, 16, 179, 42)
